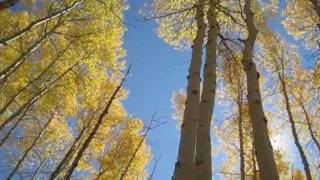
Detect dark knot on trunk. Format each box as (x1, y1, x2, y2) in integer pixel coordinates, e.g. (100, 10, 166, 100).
(263, 117, 267, 123)
(192, 90, 199, 95)
(175, 161, 181, 168)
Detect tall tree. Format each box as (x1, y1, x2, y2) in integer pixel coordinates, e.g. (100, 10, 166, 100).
(194, 0, 218, 179)
(240, 0, 279, 179)
(167, 0, 206, 179)
(260, 32, 312, 180)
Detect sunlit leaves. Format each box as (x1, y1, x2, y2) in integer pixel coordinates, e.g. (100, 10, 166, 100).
(0, 0, 150, 179)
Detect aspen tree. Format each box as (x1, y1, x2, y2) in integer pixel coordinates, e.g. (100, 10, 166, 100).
(0, 0, 84, 47)
(241, 0, 279, 179)
(276, 56, 312, 180)
(194, 0, 218, 179)
(64, 67, 130, 179)
(173, 0, 206, 179)
(7, 112, 55, 179)
(261, 33, 313, 180)
(0, 0, 150, 178)
(297, 98, 320, 153)
(215, 51, 255, 179)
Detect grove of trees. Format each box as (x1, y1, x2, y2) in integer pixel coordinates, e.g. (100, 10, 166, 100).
(157, 0, 320, 179)
(0, 0, 150, 179)
(0, 0, 320, 180)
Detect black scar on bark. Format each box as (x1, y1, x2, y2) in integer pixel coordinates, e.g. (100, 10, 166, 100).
(255, 100, 260, 104)
(175, 161, 181, 168)
(256, 72, 260, 79)
(195, 160, 204, 165)
(192, 90, 199, 95)
(181, 123, 186, 128)
(263, 117, 267, 123)
(185, 100, 188, 105)
(201, 99, 209, 103)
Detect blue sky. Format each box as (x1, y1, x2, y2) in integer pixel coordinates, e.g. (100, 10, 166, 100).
(123, 0, 190, 179)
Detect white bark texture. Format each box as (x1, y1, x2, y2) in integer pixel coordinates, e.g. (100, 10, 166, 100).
(242, 0, 279, 179)
(194, 0, 217, 179)
(173, 0, 206, 179)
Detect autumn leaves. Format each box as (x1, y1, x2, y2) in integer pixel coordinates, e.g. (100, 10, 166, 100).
(0, 1, 150, 179)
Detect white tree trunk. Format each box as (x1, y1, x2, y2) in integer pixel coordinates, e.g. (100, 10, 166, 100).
(241, 0, 279, 179)
(278, 74, 312, 180)
(299, 99, 320, 153)
(173, 1, 206, 179)
(194, 0, 217, 179)
(238, 100, 245, 180)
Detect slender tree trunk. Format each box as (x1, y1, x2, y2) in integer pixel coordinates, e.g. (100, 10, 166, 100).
(173, 1, 206, 179)
(0, 43, 70, 116)
(120, 118, 152, 180)
(30, 159, 45, 180)
(95, 143, 124, 180)
(63, 67, 130, 179)
(49, 117, 94, 180)
(0, 103, 31, 147)
(194, 0, 217, 179)
(0, 0, 83, 47)
(0, 22, 60, 87)
(7, 112, 54, 179)
(299, 99, 320, 153)
(241, 0, 279, 179)
(238, 100, 245, 180)
(278, 74, 312, 180)
(0, 63, 79, 132)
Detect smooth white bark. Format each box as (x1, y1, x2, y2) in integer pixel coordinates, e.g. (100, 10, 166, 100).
(194, 0, 217, 179)
(241, 0, 279, 179)
(173, 1, 206, 179)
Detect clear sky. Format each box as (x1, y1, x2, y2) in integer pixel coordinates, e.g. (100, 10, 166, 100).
(123, 0, 190, 179)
